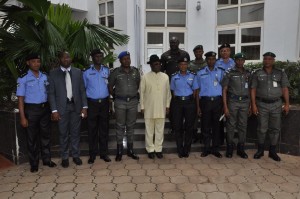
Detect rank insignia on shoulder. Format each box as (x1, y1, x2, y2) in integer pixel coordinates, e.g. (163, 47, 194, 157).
(171, 72, 178, 76)
(19, 71, 28, 78)
(217, 67, 225, 71)
(82, 68, 87, 72)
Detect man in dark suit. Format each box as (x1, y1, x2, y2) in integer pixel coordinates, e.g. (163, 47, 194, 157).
(48, 51, 88, 168)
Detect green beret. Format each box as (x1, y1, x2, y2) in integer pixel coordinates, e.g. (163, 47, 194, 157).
(263, 52, 276, 58)
(234, 52, 246, 59)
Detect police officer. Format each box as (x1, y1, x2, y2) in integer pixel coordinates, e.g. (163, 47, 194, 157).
(16, 53, 56, 172)
(83, 49, 111, 164)
(251, 52, 290, 161)
(189, 45, 207, 143)
(216, 43, 235, 71)
(161, 37, 190, 135)
(196, 51, 224, 158)
(108, 51, 140, 161)
(171, 57, 198, 158)
(222, 53, 251, 159)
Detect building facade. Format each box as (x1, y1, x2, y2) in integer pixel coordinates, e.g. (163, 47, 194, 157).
(43, 0, 300, 72)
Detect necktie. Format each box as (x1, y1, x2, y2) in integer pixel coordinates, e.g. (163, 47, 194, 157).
(65, 70, 73, 100)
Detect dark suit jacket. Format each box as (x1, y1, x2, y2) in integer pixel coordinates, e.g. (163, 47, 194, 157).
(48, 66, 87, 115)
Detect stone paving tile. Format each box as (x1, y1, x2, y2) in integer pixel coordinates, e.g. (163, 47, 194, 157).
(1, 151, 300, 198)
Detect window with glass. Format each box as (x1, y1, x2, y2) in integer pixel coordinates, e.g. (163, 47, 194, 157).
(145, 0, 187, 63)
(99, 0, 114, 28)
(217, 0, 264, 60)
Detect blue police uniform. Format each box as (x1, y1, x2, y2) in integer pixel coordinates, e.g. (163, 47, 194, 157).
(197, 65, 225, 155)
(17, 70, 48, 103)
(16, 69, 54, 171)
(83, 64, 110, 99)
(83, 64, 111, 161)
(170, 71, 198, 157)
(215, 58, 235, 71)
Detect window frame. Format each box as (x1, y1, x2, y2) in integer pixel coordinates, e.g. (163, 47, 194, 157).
(98, 0, 114, 28)
(217, 0, 264, 62)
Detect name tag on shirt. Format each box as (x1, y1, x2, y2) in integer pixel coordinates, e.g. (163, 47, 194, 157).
(214, 80, 218, 87)
(245, 82, 248, 89)
(273, 81, 278, 87)
(105, 79, 108, 84)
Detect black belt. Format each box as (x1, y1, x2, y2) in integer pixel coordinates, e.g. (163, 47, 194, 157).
(25, 102, 48, 108)
(174, 95, 193, 101)
(115, 96, 137, 102)
(67, 98, 74, 104)
(201, 96, 222, 101)
(229, 94, 249, 101)
(88, 97, 109, 103)
(256, 97, 280, 104)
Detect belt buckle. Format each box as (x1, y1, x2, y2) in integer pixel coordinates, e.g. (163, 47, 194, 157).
(98, 99, 102, 103)
(182, 96, 185, 100)
(41, 103, 45, 108)
(239, 96, 242, 101)
(126, 97, 130, 102)
(211, 97, 214, 101)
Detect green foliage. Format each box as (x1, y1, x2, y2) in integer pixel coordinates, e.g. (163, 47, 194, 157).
(245, 61, 300, 103)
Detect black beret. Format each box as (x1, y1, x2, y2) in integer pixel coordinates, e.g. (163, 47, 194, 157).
(219, 43, 231, 50)
(25, 53, 40, 61)
(147, 54, 161, 64)
(193, 45, 203, 51)
(204, 51, 217, 57)
(90, 49, 103, 57)
(263, 52, 276, 58)
(177, 56, 190, 63)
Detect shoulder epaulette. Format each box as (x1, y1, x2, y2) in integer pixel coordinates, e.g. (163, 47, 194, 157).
(110, 67, 118, 73)
(251, 68, 261, 74)
(19, 71, 28, 78)
(41, 71, 48, 75)
(217, 66, 225, 71)
(82, 67, 88, 72)
(171, 72, 178, 76)
(189, 71, 196, 75)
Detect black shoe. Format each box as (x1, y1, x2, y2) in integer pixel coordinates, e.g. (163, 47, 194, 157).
(73, 157, 82, 166)
(127, 143, 139, 160)
(268, 145, 281, 161)
(201, 151, 210, 157)
(226, 144, 234, 158)
(156, 152, 163, 159)
(212, 151, 222, 158)
(115, 144, 123, 162)
(254, 144, 264, 159)
(43, 160, 57, 167)
(237, 143, 248, 159)
(61, 159, 69, 168)
(183, 152, 190, 158)
(88, 156, 95, 164)
(30, 166, 38, 173)
(178, 152, 184, 158)
(148, 152, 155, 159)
(100, 155, 111, 162)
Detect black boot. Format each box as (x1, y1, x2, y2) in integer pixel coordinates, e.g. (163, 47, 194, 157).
(268, 145, 281, 161)
(226, 144, 234, 158)
(127, 143, 139, 160)
(115, 144, 123, 162)
(254, 144, 264, 159)
(237, 143, 248, 159)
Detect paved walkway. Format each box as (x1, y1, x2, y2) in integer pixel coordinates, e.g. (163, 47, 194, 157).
(0, 150, 300, 199)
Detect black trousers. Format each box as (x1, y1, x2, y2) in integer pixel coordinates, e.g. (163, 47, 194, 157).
(24, 103, 51, 167)
(172, 98, 196, 155)
(200, 98, 223, 151)
(87, 99, 109, 157)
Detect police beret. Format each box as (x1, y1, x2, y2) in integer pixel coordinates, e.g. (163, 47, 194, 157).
(118, 51, 130, 59)
(147, 54, 161, 64)
(204, 51, 217, 57)
(219, 43, 231, 50)
(234, 52, 246, 59)
(193, 45, 203, 51)
(90, 49, 103, 57)
(25, 53, 40, 61)
(177, 56, 190, 63)
(263, 52, 276, 58)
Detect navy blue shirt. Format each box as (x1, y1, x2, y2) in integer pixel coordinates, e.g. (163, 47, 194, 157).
(215, 58, 235, 71)
(197, 66, 224, 97)
(170, 71, 199, 96)
(83, 65, 110, 99)
(16, 70, 48, 104)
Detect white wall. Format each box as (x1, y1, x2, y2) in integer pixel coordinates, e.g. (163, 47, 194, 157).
(263, 0, 300, 61)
